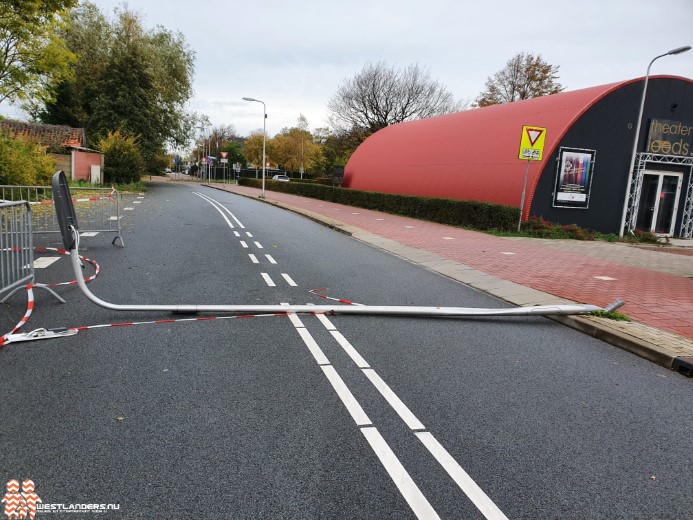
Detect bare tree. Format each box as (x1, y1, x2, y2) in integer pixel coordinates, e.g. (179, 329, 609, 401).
(328, 62, 463, 137)
(475, 53, 563, 107)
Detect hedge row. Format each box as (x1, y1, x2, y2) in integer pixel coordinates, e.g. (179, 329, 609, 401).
(239, 178, 519, 231)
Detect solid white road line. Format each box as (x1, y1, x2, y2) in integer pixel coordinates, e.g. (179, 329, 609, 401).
(416, 432, 509, 520)
(317, 318, 506, 518)
(281, 273, 297, 287)
(280, 305, 306, 329)
(361, 427, 440, 520)
(260, 273, 275, 286)
(321, 366, 371, 426)
(248, 254, 259, 264)
(362, 369, 424, 431)
(193, 192, 235, 229)
(194, 192, 245, 228)
(330, 331, 370, 368)
(265, 254, 277, 264)
(315, 313, 336, 330)
(283, 310, 443, 519)
(287, 313, 305, 328)
(296, 328, 330, 365)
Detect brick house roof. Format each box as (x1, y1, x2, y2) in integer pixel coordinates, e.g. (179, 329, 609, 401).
(0, 119, 86, 152)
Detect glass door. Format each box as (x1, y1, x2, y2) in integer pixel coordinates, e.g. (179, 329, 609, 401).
(635, 171, 683, 236)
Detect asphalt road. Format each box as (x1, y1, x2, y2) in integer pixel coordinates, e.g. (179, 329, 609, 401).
(1, 182, 691, 519)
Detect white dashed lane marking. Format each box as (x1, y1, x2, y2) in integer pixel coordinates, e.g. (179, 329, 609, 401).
(260, 273, 276, 287)
(281, 273, 297, 287)
(31, 257, 60, 269)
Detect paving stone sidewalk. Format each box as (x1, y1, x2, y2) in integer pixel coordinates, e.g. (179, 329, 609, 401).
(205, 182, 693, 375)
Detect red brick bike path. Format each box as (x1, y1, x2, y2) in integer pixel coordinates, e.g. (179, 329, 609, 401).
(210, 184, 693, 339)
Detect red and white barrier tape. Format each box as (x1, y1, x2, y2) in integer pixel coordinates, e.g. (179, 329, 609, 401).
(4, 185, 117, 206)
(2, 285, 352, 349)
(0, 246, 100, 286)
(34, 246, 100, 286)
(67, 312, 290, 333)
(309, 288, 364, 306)
(0, 284, 34, 348)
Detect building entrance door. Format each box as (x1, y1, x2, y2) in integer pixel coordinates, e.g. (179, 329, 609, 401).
(635, 171, 683, 236)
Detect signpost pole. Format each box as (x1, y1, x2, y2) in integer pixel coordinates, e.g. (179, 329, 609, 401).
(517, 125, 547, 232)
(518, 160, 531, 232)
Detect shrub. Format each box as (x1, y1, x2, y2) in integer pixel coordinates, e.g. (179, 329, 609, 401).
(97, 131, 145, 184)
(239, 178, 519, 231)
(0, 130, 56, 186)
(628, 229, 660, 243)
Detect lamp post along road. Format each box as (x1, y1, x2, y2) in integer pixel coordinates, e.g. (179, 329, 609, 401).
(196, 125, 208, 182)
(243, 97, 267, 198)
(618, 45, 691, 238)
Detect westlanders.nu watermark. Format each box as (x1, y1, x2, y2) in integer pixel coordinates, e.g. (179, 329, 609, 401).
(37, 503, 120, 514)
(3, 480, 120, 517)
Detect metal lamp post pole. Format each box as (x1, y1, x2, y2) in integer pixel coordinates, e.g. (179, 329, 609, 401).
(243, 97, 267, 198)
(618, 45, 691, 238)
(196, 125, 206, 182)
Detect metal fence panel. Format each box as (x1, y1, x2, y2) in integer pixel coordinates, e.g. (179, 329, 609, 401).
(0, 183, 123, 246)
(0, 200, 34, 299)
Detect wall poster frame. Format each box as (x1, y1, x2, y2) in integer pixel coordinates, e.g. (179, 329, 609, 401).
(552, 147, 596, 209)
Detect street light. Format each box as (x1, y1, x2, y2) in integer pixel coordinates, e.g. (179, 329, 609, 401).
(242, 97, 267, 198)
(619, 45, 691, 238)
(196, 125, 207, 181)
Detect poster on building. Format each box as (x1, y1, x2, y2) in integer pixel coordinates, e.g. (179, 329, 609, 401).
(553, 148, 596, 209)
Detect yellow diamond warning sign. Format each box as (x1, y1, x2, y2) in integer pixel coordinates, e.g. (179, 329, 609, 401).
(518, 125, 547, 161)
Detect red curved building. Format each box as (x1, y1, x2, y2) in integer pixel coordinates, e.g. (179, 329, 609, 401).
(342, 76, 693, 237)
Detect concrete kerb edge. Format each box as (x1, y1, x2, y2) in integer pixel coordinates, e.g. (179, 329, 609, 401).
(203, 184, 682, 373)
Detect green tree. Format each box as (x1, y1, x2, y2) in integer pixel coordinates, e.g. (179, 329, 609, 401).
(38, 2, 196, 172)
(205, 124, 240, 159)
(271, 116, 322, 176)
(98, 130, 145, 184)
(475, 52, 564, 107)
(0, 130, 56, 185)
(38, 2, 111, 126)
(0, 0, 77, 109)
(313, 126, 365, 176)
(220, 141, 244, 166)
(243, 131, 271, 169)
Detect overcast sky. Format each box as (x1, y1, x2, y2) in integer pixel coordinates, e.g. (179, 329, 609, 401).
(2, 0, 692, 139)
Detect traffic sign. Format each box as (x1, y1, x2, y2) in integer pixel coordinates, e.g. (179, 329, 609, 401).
(220, 151, 228, 159)
(518, 126, 547, 161)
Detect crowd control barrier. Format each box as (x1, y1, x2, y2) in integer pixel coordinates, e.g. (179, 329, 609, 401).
(51, 171, 624, 318)
(1, 176, 124, 246)
(0, 200, 64, 304)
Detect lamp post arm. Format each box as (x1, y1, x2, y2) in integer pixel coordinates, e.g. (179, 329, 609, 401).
(618, 46, 690, 237)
